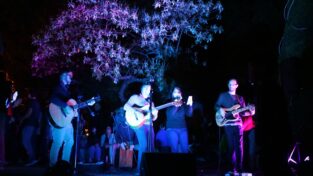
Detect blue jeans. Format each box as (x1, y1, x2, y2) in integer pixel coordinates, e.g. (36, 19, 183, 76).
(49, 124, 74, 166)
(166, 128, 189, 153)
(134, 124, 154, 171)
(88, 144, 101, 162)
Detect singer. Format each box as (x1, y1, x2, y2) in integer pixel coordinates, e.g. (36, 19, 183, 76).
(123, 82, 158, 172)
(165, 86, 193, 153)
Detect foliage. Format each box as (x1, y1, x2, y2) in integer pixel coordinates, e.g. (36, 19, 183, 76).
(32, 0, 223, 83)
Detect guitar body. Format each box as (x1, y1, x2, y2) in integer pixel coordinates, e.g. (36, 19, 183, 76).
(125, 100, 181, 129)
(49, 96, 100, 128)
(125, 105, 158, 129)
(49, 103, 76, 128)
(215, 104, 254, 127)
(215, 110, 226, 127)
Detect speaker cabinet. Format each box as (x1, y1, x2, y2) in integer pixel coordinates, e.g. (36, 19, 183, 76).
(141, 152, 196, 176)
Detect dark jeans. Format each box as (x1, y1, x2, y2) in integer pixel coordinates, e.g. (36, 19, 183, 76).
(224, 125, 243, 172)
(0, 112, 6, 163)
(22, 126, 37, 161)
(243, 128, 256, 172)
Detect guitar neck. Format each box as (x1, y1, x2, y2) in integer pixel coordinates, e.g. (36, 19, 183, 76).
(73, 97, 100, 110)
(155, 102, 174, 110)
(233, 106, 250, 114)
(74, 102, 89, 110)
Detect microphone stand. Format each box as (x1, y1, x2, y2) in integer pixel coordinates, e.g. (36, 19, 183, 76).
(73, 97, 82, 175)
(147, 86, 153, 153)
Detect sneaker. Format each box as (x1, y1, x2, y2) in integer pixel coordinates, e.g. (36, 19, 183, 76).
(233, 171, 240, 176)
(225, 171, 233, 176)
(96, 161, 104, 165)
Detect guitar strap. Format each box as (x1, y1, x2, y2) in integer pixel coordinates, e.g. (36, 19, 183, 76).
(235, 95, 244, 107)
(48, 113, 63, 129)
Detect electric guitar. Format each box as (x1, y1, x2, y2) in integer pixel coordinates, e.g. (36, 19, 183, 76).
(49, 96, 101, 128)
(5, 91, 18, 109)
(125, 100, 183, 129)
(215, 104, 255, 127)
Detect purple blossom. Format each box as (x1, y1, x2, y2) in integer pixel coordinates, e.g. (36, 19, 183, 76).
(32, 0, 223, 82)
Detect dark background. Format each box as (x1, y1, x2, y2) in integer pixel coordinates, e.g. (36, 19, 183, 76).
(1, 0, 312, 175)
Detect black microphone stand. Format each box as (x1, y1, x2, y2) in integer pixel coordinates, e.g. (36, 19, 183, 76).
(73, 97, 82, 175)
(147, 84, 154, 153)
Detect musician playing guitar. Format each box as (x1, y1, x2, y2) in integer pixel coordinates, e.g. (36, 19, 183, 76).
(49, 71, 95, 167)
(215, 78, 255, 175)
(123, 83, 158, 172)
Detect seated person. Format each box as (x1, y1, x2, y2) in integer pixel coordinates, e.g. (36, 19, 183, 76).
(78, 134, 88, 164)
(113, 107, 138, 168)
(155, 124, 171, 152)
(100, 126, 118, 166)
(88, 127, 101, 163)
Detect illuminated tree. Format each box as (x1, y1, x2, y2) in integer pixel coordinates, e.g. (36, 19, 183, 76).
(32, 0, 223, 84)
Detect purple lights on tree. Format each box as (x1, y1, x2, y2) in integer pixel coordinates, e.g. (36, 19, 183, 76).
(32, 0, 223, 83)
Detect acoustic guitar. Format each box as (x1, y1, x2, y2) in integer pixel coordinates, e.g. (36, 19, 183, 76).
(49, 96, 100, 128)
(125, 100, 182, 129)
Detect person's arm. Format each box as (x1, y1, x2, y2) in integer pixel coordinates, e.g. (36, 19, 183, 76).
(151, 102, 159, 121)
(123, 95, 137, 112)
(215, 94, 222, 111)
(239, 97, 255, 117)
(242, 106, 255, 117)
(214, 93, 225, 112)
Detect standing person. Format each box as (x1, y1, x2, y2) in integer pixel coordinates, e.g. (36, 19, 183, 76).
(19, 90, 42, 166)
(165, 86, 193, 153)
(123, 83, 158, 172)
(215, 78, 255, 175)
(242, 114, 257, 173)
(7, 89, 28, 164)
(48, 71, 95, 167)
(49, 71, 75, 167)
(0, 71, 11, 165)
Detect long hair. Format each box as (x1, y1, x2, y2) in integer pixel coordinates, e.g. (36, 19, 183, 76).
(169, 86, 183, 100)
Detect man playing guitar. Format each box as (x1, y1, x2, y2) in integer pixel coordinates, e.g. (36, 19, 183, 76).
(215, 78, 255, 175)
(49, 71, 95, 167)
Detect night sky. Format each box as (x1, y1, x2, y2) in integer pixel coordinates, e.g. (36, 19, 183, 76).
(1, 0, 312, 175)
(0, 0, 285, 108)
